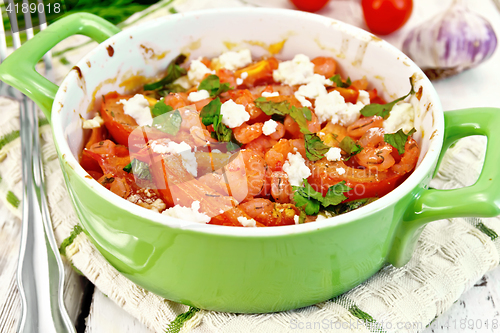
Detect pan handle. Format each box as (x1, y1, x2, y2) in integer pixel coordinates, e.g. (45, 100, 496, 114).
(0, 13, 120, 119)
(388, 107, 500, 267)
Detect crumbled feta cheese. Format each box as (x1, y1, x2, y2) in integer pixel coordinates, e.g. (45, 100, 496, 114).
(237, 216, 257, 227)
(236, 78, 243, 85)
(150, 141, 198, 177)
(127, 194, 141, 203)
(162, 201, 211, 223)
(336, 167, 346, 175)
(150, 198, 166, 212)
(294, 215, 299, 224)
(220, 99, 250, 128)
(325, 147, 342, 161)
(358, 90, 371, 105)
(211, 149, 222, 153)
(262, 119, 278, 136)
(316, 214, 326, 221)
(314, 90, 363, 126)
(383, 102, 415, 134)
(273, 54, 315, 86)
(215, 49, 252, 71)
(82, 115, 104, 129)
(117, 94, 153, 126)
(283, 152, 311, 186)
(187, 57, 215, 84)
(241, 72, 248, 79)
(173, 76, 192, 90)
(261, 91, 279, 97)
(188, 89, 210, 102)
(294, 74, 329, 107)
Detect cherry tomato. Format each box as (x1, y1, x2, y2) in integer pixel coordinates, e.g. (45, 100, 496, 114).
(290, 0, 329, 13)
(361, 0, 413, 35)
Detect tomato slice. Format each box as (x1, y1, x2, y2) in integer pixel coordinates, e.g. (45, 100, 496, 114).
(101, 92, 138, 146)
(344, 172, 404, 200)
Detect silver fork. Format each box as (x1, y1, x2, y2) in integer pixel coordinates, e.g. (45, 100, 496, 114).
(0, 1, 75, 332)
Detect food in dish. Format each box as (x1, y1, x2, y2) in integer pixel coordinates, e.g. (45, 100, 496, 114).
(80, 50, 419, 227)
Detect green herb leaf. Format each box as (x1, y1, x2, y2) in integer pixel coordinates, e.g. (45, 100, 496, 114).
(123, 162, 132, 173)
(290, 106, 312, 134)
(338, 136, 363, 159)
(360, 77, 416, 119)
(152, 110, 183, 136)
(123, 159, 152, 180)
(293, 179, 352, 216)
(297, 206, 307, 224)
(322, 181, 352, 207)
(157, 84, 187, 97)
(329, 74, 352, 88)
(144, 54, 187, 91)
(254, 98, 311, 134)
(200, 97, 233, 142)
(384, 128, 416, 154)
(198, 75, 232, 97)
(304, 134, 330, 161)
(200, 97, 222, 126)
(150, 100, 174, 117)
(325, 197, 378, 215)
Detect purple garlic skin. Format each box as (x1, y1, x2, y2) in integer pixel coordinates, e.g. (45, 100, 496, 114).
(402, 2, 497, 80)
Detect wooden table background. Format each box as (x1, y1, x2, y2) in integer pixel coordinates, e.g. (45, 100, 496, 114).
(1, 0, 500, 332)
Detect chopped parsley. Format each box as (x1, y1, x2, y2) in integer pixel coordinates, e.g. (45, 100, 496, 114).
(292, 179, 352, 216)
(325, 197, 378, 216)
(384, 128, 416, 154)
(151, 109, 182, 136)
(254, 97, 312, 134)
(143, 54, 187, 92)
(329, 74, 352, 88)
(200, 97, 233, 142)
(338, 136, 363, 159)
(198, 75, 232, 97)
(304, 134, 330, 161)
(150, 99, 174, 117)
(123, 159, 151, 180)
(360, 77, 415, 119)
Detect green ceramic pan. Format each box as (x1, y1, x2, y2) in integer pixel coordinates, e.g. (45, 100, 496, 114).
(1, 9, 499, 313)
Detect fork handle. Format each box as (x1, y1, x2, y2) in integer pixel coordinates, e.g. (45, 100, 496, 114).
(0, 13, 120, 118)
(18, 97, 76, 333)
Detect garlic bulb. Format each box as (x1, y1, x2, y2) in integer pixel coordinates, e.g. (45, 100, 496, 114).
(402, 0, 497, 80)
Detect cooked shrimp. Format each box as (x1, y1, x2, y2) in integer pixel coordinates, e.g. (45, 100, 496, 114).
(233, 122, 263, 144)
(390, 137, 419, 174)
(355, 145, 395, 171)
(164, 92, 189, 109)
(265, 138, 306, 171)
(269, 171, 293, 203)
(346, 116, 384, 139)
(243, 135, 278, 157)
(198, 149, 266, 202)
(269, 122, 286, 140)
(228, 89, 267, 122)
(311, 56, 337, 78)
(355, 127, 395, 171)
(239, 198, 299, 226)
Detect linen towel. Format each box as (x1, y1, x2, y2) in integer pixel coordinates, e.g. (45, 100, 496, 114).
(1, 0, 499, 332)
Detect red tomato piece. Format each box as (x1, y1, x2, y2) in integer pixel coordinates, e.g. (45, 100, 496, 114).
(362, 0, 413, 35)
(100, 92, 137, 146)
(290, 0, 329, 12)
